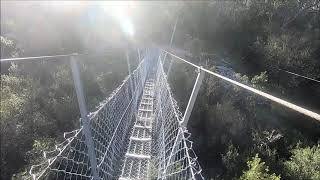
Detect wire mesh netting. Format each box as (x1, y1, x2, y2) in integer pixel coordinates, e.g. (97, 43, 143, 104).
(119, 79, 155, 179)
(29, 50, 151, 180)
(150, 56, 204, 180)
(29, 49, 204, 180)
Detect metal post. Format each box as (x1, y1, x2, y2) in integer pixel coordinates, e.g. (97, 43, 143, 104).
(180, 67, 205, 127)
(126, 51, 132, 76)
(138, 48, 141, 63)
(126, 51, 135, 100)
(164, 67, 204, 175)
(165, 15, 179, 76)
(70, 55, 99, 180)
(169, 16, 179, 47)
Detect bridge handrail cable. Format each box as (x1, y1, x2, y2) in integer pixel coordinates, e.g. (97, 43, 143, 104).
(163, 50, 320, 122)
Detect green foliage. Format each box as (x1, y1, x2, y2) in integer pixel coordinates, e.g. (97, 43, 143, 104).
(11, 138, 56, 179)
(284, 145, 320, 180)
(208, 101, 246, 140)
(222, 142, 239, 170)
(189, 38, 204, 58)
(240, 154, 280, 180)
(252, 130, 282, 157)
(1, 73, 33, 178)
(1, 45, 128, 179)
(0, 36, 134, 178)
(251, 130, 283, 172)
(2, 1, 320, 179)
(0, 64, 57, 178)
(221, 141, 244, 178)
(1, 73, 32, 120)
(251, 71, 268, 90)
(254, 34, 319, 87)
(168, 61, 196, 110)
(181, 1, 320, 178)
(0, 36, 20, 58)
(27, 138, 56, 164)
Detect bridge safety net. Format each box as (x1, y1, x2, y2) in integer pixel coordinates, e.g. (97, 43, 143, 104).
(29, 49, 204, 180)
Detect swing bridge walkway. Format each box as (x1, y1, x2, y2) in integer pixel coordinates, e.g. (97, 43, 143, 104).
(1, 48, 319, 180)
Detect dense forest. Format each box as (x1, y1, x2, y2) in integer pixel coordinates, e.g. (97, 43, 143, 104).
(1, 1, 320, 179)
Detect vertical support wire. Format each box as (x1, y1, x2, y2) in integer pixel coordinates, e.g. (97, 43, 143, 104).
(165, 15, 179, 77)
(138, 48, 141, 63)
(126, 51, 134, 98)
(70, 55, 99, 180)
(180, 67, 205, 127)
(163, 66, 205, 176)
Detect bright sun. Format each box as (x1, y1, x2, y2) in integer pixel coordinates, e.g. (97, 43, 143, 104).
(45, 1, 135, 37)
(101, 1, 135, 37)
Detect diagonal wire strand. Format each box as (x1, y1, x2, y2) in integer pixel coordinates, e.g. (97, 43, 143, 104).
(163, 50, 320, 122)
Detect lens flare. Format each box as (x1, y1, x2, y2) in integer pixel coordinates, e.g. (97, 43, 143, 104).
(101, 1, 135, 37)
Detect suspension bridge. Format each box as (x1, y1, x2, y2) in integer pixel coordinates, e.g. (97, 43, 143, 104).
(1, 48, 320, 180)
(23, 49, 205, 180)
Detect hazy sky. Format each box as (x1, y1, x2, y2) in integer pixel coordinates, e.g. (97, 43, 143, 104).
(1, 1, 149, 55)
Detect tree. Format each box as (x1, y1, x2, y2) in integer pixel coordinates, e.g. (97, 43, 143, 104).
(240, 154, 280, 180)
(284, 144, 320, 180)
(221, 141, 245, 179)
(0, 36, 20, 58)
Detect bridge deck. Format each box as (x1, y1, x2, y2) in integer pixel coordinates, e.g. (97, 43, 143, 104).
(119, 79, 154, 180)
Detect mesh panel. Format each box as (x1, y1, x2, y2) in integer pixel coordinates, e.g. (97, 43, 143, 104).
(29, 50, 203, 180)
(150, 57, 204, 180)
